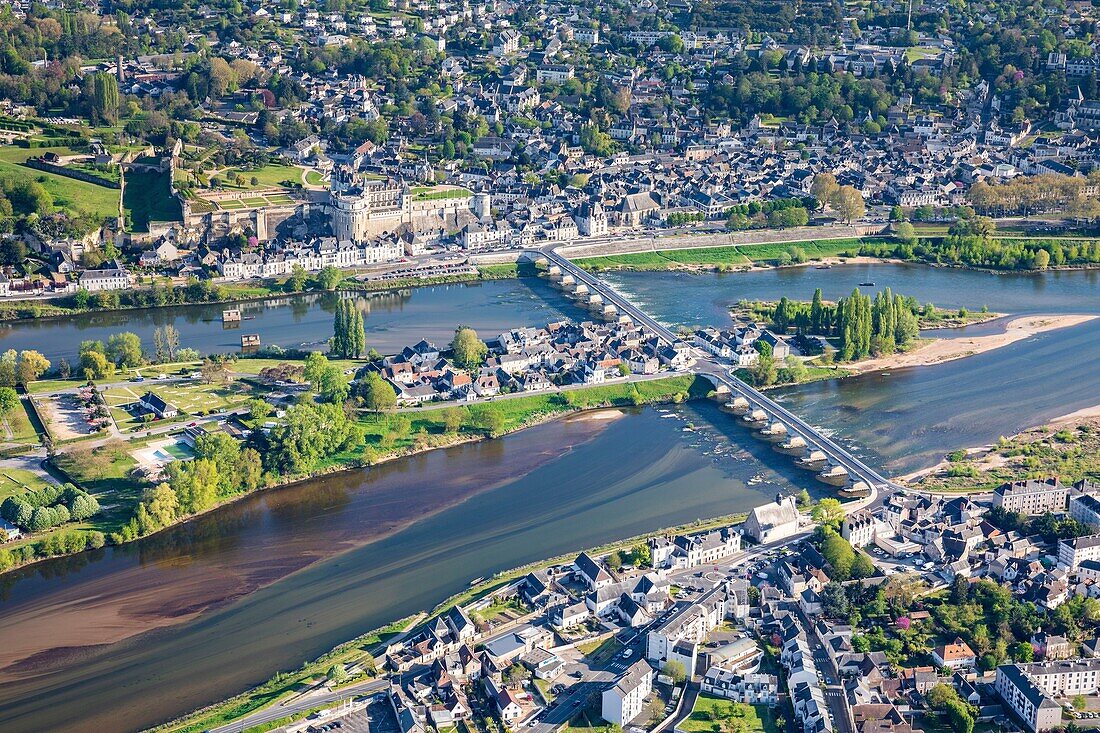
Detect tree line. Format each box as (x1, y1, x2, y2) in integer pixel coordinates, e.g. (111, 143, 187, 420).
(764, 286, 922, 361)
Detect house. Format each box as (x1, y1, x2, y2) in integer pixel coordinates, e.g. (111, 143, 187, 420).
(550, 601, 590, 630)
(139, 391, 179, 420)
(575, 551, 614, 590)
(78, 267, 133, 292)
(931, 638, 976, 671)
(743, 495, 801, 543)
(601, 659, 653, 726)
(495, 687, 523, 722)
(993, 478, 1066, 515)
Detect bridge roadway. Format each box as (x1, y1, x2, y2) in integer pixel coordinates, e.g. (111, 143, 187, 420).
(537, 246, 902, 498)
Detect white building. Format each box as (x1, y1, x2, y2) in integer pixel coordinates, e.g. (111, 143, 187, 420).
(993, 479, 1067, 515)
(841, 511, 876, 548)
(742, 495, 800, 544)
(701, 669, 778, 704)
(1059, 534, 1100, 571)
(78, 267, 133, 292)
(996, 661, 1097, 733)
(601, 659, 653, 726)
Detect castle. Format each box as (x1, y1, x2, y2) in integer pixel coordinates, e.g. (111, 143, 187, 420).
(330, 171, 474, 243)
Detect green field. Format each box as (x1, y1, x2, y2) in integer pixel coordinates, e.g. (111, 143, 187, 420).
(0, 145, 120, 221)
(678, 696, 780, 733)
(4, 400, 42, 445)
(576, 238, 869, 271)
(0, 468, 54, 503)
(410, 186, 471, 201)
(304, 170, 326, 186)
(124, 169, 182, 231)
(101, 381, 254, 432)
(338, 374, 711, 466)
(221, 164, 304, 190)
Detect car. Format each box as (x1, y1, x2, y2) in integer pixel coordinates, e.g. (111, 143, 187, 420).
(622, 649, 633, 659)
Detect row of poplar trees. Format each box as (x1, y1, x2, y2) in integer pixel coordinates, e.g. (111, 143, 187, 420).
(331, 299, 366, 358)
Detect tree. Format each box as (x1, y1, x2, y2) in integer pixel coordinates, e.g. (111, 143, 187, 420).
(238, 448, 265, 493)
(331, 299, 365, 358)
(152, 325, 180, 363)
(632, 542, 652, 567)
(16, 350, 50, 384)
(304, 352, 348, 404)
(200, 357, 233, 385)
(810, 173, 838, 209)
(944, 699, 974, 733)
(662, 660, 686, 685)
(0, 387, 18, 414)
(1032, 249, 1050, 270)
(107, 332, 144, 368)
(831, 186, 865, 223)
(89, 72, 120, 124)
(1011, 641, 1034, 662)
(317, 266, 343, 291)
(68, 493, 100, 521)
(327, 664, 348, 684)
(811, 498, 845, 531)
(359, 372, 397, 412)
(79, 341, 114, 380)
(287, 265, 308, 292)
(606, 551, 623, 571)
(451, 327, 488, 370)
(895, 221, 917, 246)
(143, 483, 180, 528)
(442, 406, 464, 434)
(850, 552, 875, 579)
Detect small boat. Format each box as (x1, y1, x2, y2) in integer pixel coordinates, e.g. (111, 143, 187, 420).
(815, 265, 832, 270)
(858, 282, 875, 287)
(468, 576, 484, 587)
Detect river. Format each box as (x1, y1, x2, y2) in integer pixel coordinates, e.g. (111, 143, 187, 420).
(0, 279, 590, 364)
(0, 402, 801, 733)
(604, 264, 1100, 473)
(0, 262, 1098, 731)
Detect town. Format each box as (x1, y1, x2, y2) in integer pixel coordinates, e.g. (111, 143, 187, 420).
(0, 0, 1098, 299)
(0, 0, 1098, 731)
(207, 474, 1100, 733)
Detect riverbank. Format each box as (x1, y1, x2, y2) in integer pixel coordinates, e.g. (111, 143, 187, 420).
(0, 374, 711, 578)
(897, 408, 1100, 492)
(0, 264, 518, 323)
(845, 314, 1097, 375)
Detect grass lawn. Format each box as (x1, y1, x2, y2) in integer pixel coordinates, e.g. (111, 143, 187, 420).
(50, 440, 141, 533)
(679, 696, 779, 733)
(124, 169, 181, 231)
(232, 357, 366, 376)
(577, 238, 868, 271)
(0, 468, 54, 502)
(26, 378, 90, 395)
(410, 185, 471, 201)
(221, 164, 304, 190)
(471, 597, 528, 624)
(100, 380, 255, 432)
(304, 170, 326, 186)
(4, 401, 42, 444)
(0, 145, 120, 221)
(904, 47, 940, 63)
(576, 636, 623, 663)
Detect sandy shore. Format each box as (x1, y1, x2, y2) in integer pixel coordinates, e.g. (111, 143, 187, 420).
(848, 314, 1097, 374)
(897, 404, 1100, 485)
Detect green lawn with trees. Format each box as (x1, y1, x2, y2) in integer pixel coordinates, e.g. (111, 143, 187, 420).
(679, 696, 780, 733)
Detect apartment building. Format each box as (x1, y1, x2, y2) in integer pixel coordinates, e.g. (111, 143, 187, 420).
(993, 479, 1067, 515)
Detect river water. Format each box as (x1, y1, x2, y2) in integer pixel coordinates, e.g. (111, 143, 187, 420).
(0, 279, 590, 364)
(0, 403, 800, 733)
(0, 263, 1097, 731)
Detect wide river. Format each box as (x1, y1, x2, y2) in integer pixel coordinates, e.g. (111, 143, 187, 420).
(0, 263, 1097, 732)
